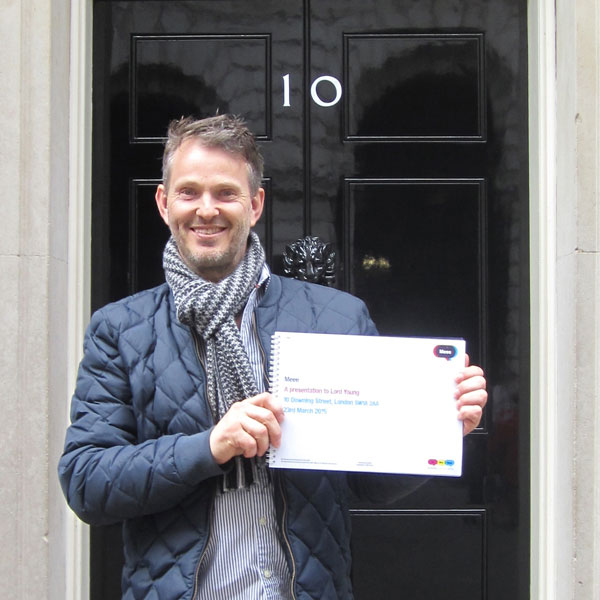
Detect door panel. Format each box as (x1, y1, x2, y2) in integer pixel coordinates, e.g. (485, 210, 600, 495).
(351, 510, 486, 599)
(131, 34, 272, 141)
(92, 1, 529, 598)
(344, 33, 485, 140)
(344, 179, 486, 365)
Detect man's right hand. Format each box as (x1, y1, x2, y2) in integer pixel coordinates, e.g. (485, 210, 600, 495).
(209, 392, 284, 465)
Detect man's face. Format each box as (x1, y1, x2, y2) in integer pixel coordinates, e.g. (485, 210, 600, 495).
(155, 140, 264, 282)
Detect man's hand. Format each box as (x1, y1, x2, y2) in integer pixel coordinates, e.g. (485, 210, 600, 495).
(454, 355, 487, 436)
(209, 392, 284, 465)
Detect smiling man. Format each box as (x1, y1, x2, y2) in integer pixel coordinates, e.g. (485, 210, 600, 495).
(155, 132, 264, 282)
(59, 115, 487, 600)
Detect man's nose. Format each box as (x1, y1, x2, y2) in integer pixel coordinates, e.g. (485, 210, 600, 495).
(195, 193, 219, 219)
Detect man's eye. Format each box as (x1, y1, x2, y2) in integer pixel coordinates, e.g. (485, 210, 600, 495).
(177, 189, 197, 200)
(218, 189, 236, 200)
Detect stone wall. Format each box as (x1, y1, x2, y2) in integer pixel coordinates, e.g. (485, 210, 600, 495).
(0, 0, 598, 598)
(0, 1, 72, 598)
(556, 0, 600, 597)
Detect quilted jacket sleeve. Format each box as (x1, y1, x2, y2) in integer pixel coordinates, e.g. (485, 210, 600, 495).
(58, 308, 224, 526)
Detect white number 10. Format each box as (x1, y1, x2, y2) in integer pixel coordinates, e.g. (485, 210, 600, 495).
(283, 73, 343, 108)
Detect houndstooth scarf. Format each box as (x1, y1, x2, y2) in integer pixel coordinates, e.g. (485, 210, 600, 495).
(163, 232, 266, 491)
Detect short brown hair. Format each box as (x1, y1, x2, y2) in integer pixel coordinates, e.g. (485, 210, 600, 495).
(161, 114, 264, 195)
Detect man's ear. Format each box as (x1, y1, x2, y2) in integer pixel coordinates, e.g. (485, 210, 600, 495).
(155, 184, 170, 226)
(249, 187, 265, 227)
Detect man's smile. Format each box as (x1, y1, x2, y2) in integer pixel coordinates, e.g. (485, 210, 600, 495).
(190, 225, 227, 237)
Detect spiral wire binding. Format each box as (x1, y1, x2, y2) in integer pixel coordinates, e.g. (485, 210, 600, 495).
(266, 332, 283, 464)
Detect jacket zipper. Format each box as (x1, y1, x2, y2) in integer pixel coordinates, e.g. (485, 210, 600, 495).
(190, 328, 216, 600)
(191, 490, 215, 600)
(277, 473, 298, 600)
(252, 311, 271, 390)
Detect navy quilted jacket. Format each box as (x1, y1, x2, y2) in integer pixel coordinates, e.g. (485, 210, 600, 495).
(59, 274, 418, 599)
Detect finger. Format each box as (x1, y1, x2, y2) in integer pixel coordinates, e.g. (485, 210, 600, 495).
(234, 406, 282, 458)
(209, 407, 271, 463)
(455, 364, 484, 385)
(240, 403, 283, 447)
(230, 425, 261, 458)
(458, 405, 483, 435)
(210, 421, 257, 464)
(210, 396, 285, 463)
(465, 353, 470, 368)
(246, 392, 285, 423)
(454, 375, 487, 401)
(210, 417, 273, 462)
(455, 388, 488, 411)
(238, 413, 280, 457)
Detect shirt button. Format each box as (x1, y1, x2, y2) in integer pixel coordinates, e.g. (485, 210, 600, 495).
(259, 516, 267, 526)
(264, 569, 272, 579)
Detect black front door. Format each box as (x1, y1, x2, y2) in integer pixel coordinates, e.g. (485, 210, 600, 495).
(92, 1, 529, 598)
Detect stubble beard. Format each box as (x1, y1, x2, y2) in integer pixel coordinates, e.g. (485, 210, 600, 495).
(173, 220, 251, 282)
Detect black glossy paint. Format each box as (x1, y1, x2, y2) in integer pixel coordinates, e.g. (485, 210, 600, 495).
(92, 1, 529, 598)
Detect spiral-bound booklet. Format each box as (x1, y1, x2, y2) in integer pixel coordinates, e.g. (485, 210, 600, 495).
(268, 331, 466, 477)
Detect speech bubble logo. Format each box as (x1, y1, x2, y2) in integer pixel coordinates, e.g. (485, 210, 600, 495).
(428, 458, 456, 467)
(433, 345, 458, 361)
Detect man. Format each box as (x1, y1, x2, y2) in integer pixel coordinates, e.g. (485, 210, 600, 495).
(59, 114, 487, 600)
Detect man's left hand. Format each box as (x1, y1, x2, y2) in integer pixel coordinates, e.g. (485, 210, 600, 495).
(454, 355, 487, 435)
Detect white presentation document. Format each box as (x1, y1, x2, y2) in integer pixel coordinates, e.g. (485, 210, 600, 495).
(268, 332, 466, 477)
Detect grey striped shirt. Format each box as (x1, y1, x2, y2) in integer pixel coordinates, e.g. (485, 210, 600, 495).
(196, 265, 293, 600)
